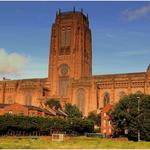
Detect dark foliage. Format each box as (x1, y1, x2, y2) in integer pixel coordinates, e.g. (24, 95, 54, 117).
(65, 103, 82, 118)
(87, 111, 101, 127)
(0, 114, 94, 136)
(45, 98, 61, 110)
(111, 93, 150, 141)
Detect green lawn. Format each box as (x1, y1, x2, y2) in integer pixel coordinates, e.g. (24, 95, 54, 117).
(0, 136, 150, 149)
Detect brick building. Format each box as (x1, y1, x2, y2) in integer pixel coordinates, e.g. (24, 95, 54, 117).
(0, 103, 67, 118)
(0, 9, 150, 118)
(101, 104, 113, 136)
(0, 103, 53, 117)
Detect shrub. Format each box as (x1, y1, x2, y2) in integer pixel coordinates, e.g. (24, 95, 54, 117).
(0, 114, 94, 136)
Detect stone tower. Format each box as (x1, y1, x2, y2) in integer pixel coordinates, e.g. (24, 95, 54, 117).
(48, 9, 92, 101)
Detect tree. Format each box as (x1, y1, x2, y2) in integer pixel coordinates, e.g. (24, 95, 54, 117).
(65, 103, 82, 118)
(45, 98, 61, 110)
(65, 118, 94, 135)
(87, 111, 101, 127)
(111, 93, 150, 141)
(0, 115, 94, 136)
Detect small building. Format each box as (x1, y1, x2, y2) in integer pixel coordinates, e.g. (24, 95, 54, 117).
(45, 106, 68, 118)
(0, 103, 66, 118)
(101, 104, 113, 136)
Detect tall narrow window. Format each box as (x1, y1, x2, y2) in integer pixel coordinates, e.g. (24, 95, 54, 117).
(60, 28, 71, 55)
(61, 30, 65, 47)
(76, 89, 85, 113)
(66, 29, 71, 46)
(59, 64, 69, 97)
(104, 92, 110, 106)
(59, 77, 69, 97)
(25, 95, 32, 106)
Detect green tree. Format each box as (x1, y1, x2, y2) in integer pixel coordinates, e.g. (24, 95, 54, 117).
(87, 111, 101, 127)
(65, 103, 82, 118)
(0, 114, 94, 135)
(111, 93, 150, 141)
(45, 98, 61, 110)
(65, 118, 94, 135)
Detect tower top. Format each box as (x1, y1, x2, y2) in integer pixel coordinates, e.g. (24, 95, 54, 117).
(55, 9, 89, 25)
(56, 9, 88, 18)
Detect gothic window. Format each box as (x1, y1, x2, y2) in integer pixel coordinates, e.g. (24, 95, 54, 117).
(25, 95, 32, 106)
(61, 30, 65, 47)
(84, 30, 89, 64)
(59, 77, 69, 97)
(103, 92, 110, 106)
(76, 89, 85, 113)
(119, 91, 126, 99)
(66, 29, 71, 46)
(60, 28, 71, 55)
(7, 97, 14, 104)
(59, 64, 70, 97)
(43, 90, 45, 96)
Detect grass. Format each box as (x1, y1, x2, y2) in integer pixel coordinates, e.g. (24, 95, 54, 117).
(0, 136, 150, 149)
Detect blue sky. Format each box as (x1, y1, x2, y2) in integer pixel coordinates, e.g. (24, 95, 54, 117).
(0, 1, 150, 79)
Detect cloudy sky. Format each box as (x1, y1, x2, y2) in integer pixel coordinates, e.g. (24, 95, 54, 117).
(0, 1, 150, 79)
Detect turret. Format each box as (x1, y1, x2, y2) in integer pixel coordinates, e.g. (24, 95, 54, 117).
(146, 64, 150, 76)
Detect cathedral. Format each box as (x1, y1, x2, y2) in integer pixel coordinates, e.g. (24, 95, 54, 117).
(0, 10, 150, 116)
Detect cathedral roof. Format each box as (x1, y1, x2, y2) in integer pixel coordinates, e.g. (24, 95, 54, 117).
(93, 71, 146, 79)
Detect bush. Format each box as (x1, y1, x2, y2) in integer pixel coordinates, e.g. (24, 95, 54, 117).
(0, 114, 94, 136)
(87, 111, 101, 127)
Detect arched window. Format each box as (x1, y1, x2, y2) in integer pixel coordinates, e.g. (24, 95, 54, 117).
(119, 91, 126, 99)
(76, 89, 85, 113)
(59, 64, 70, 97)
(25, 95, 32, 106)
(7, 97, 14, 104)
(103, 92, 110, 106)
(59, 77, 69, 97)
(60, 28, 71, 55)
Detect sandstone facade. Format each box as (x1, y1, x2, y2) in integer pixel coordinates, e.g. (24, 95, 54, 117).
(0, 10, 150, 116)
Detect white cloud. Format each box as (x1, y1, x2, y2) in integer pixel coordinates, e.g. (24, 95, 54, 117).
(122, 3, 150, 21)
(105, 33, 113, 38)
(0, 48, 29, 74)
